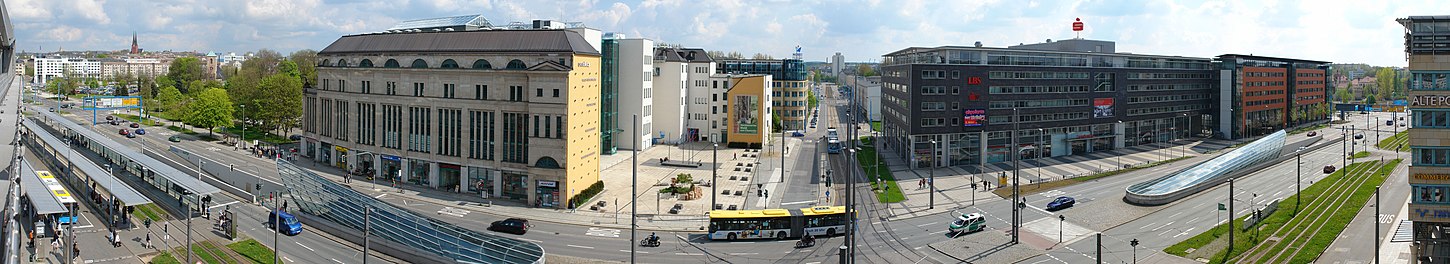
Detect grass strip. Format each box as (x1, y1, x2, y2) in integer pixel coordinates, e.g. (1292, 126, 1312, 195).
(1376, 131, 1408, 152)
(131, 204, 164, 222)
(855, 137, 904, 203)
(226, 239, 280, 264)
(1283, 159, 1399, 263)
(191, 240, 228, 264)
(1352, 151, 1370, 159)
(150, 250, 181, 264)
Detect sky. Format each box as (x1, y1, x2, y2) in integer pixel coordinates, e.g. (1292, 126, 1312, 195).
(9, 0, 1444, 66)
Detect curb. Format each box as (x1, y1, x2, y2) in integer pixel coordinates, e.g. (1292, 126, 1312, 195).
(338, 182, 710, 233)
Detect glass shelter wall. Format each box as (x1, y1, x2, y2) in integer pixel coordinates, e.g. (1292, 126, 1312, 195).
(1124, 130, 1286, 205)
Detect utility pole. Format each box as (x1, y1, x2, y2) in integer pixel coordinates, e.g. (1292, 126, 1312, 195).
(1296, 151, 1302, 213)
(1376, 185, 1381, 264)
(273, 191, 279, 264)
(929, 140, 936, 210)
(1229, 179, 1235, 258)
(712, 143, 718, 210)
(846, 148, 856, 263)
(188, 194, 196, 264)
(1095, 233, 1102, 264)
(1012, 108, 1021, 244)
(363, 206, 371, 264)
(630, 115, 638, 264)
(1058, 215, 1065, 243)
(1131, 238, 1140, 264)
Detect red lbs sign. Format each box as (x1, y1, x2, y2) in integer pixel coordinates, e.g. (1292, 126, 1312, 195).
(967, 77, 981, 85)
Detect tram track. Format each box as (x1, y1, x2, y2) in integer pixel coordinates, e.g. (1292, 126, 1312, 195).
(1230, 159, 1381, 263)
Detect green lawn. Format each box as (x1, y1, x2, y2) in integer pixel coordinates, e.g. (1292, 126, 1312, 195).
(191, 241, 231, 264)
(226, 239, 280, 264)
(1163, 159, 1399, 263)
(855, 137, 904, 203)
(1352, 151, 1370, 159)
(114, 113, 166, 126)
(1288, 123, 1328, 135)
(1377, 131, 1409, 152)
(131, 204, 164, 222)
(166, 125, 199, 135)
(150, 250, 181, 264)
(870, 121, 881, 132)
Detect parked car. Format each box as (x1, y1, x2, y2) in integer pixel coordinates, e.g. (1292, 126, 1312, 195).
(289, 134, 303, 141)
(118, 129, 129, 135)
(134, 129, 146, 135)
(1046, 196, 1076, 211)
(1307, 131, 1317, 137)
(129, 123, 140, 128)
(105, 115, 115, 121)
(168, 135, 182, 142)
(1324, 165, 1337, 174)
(948, 213, 986, 234)
(1388, 120, 1394, 126)
(489, 218, 531, 235)
(792, 131, 805, 137)
(125, 132, 136, 138)
(109, 120, 120, 126)
(267, 210, 304, 236)
(48, 108, 54, 112)
(1354, 134, 1364, 140)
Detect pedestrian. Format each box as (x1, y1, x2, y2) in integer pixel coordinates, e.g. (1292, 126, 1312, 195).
(145, 232, 151, 249)
(50, 239, 58, 252)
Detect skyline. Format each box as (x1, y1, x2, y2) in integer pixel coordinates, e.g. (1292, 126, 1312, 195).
(10, 0, 1445, 66)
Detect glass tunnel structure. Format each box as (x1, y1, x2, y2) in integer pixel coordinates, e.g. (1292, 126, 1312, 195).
(1124, 130, 1286, 205)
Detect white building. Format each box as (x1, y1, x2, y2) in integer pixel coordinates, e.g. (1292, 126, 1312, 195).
(33, 56, 102, 85)
(655, 47, 719, 143)
(850, 75, 882, 122)
(101, 58, 170, 79)
(832, 52, 844, 76)
(610, 37, 656, 150)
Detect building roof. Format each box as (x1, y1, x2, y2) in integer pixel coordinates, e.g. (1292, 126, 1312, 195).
(319, 30, 600, 56)
(24, 120, 152, 206)
(884, 45, 1212, 61)
(19, 159, 70, 215)
(1216, 54, 1331, 65)
(387, 14, 492, 31)
(655, 47, 712, 63)
(30, 108, 222, 196)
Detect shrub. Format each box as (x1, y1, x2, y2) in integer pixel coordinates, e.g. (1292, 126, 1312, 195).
(568, 181, 605, 208)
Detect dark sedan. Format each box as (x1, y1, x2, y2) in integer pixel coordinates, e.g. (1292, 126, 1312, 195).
(1046, 197, 1076, 211)
(129, 123, 140, 128)
(488, 218, 531, 235)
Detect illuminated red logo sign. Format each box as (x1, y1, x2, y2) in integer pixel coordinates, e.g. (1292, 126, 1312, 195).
(1073, 18, 1084, 31)
(967, 77, 981, 85)
(968, 92, 980, 101)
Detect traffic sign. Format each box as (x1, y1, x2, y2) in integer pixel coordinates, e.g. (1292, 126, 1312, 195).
(1218, 203, 1226, 210)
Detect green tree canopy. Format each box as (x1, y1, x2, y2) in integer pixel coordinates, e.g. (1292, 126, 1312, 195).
(167, 57, 206, 93)
(155, 84, 184, 113)
(252, 73, 305, 131)
(288, 49, 318, 87)
(184, 88, 235, 135)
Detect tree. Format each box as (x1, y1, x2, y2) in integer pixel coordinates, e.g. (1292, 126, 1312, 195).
(85, 79, 100, 90)
(1375, 67, 1396, 102)
(24, 63, 34, 77)
(726, 51, 744, 59)
(155, 84, 183, 113)
(254, 73, 304, 132)
(857, 64, 876, 77)
(278, 60, 300, 79)
(1366, 94, 1378, 106)
(184, 88, 235, 136)
(1335, 88, 1352, 103)
(752, 53, 774, 60)
(167, 57, 206, 93)
(288, 49, 318, 88)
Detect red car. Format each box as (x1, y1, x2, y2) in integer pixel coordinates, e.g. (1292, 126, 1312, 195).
(129, 123, 141, 128)
(118, 129, 129, 135)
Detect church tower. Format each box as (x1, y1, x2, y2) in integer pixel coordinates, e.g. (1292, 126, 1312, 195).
(130, 32, 139, 54)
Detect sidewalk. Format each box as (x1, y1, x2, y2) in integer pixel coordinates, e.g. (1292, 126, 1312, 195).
(288, 158, 710, 233)
(878, 137, 1237, 221)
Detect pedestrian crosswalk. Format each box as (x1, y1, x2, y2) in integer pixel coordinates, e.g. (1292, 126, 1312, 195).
(1392, 220, 1414, 242)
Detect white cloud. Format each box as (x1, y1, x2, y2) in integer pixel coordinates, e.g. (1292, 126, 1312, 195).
(34, 26, 84, 43)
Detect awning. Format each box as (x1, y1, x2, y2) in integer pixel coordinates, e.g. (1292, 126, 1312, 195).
(29, 107, 222, 196)
(20, 159, 70, 215)
(24, 120, 153, 206)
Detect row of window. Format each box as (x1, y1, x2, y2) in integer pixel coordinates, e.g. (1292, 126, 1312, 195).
(1126, 84, 1210, 92)
(1411, 72, 1450, 91)
(311, 101, 559, 164)
(1245, 81, 1286, 87)
(1415, 148, 1450, 167)
(1416, 110, 1450, 128)
(1245, 98, 1285, 106)
(988, 71, 1090, 80)
(1127, 94, 1208, 104)
(1295, 72, 1325, 77)
(921, 86, 950, 95)
(1412, 185, 1450, 205)
(1245, 72, 1286, 77)
(1244, 90, 1286, 97)
(989, 99, 1089, 109)
(1127, 104, 1207, 116)
(1296, 80, 1325, 85)
(986, 112, 1089, 124)
(772, 81, 808, 88)
(322, 58, 530, 70)
(989, 85, 1089, 94)
(318, 79, 554, 101)
(1126, 73, 1212, 79)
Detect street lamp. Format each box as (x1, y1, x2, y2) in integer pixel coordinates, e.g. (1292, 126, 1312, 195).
(711, 143, 718, 210)
(929, 140, 936, 210)
(240, 104, 247, 149)
(1036, 128, 1043, 181)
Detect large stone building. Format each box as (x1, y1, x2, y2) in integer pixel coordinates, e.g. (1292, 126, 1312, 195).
(304, 28, 602, 209)
(1399, 15, 1450, 262)
(717, 59, 810, 130)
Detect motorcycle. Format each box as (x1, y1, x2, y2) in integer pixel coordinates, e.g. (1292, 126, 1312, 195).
(795, 238, 815, 248)
(640, 237, 661, 247)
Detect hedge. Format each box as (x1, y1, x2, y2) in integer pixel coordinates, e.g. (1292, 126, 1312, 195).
(569, 180, 605, 208)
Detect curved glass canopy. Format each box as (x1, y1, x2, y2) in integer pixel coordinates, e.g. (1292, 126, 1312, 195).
(1125, 130, 1286, 205)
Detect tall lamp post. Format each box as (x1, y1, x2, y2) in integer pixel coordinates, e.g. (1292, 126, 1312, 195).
(711, 143, 718, 210)
(929, 140, 936, 210)
(240, 104, 247, 149)
(1011, 108, 1021, 245)
(1036, 128, 1044, 181)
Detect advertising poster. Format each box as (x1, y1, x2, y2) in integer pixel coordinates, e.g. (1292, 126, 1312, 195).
(1093, 98, 1114, 118)
(735, 95, 759, 134)
(963, 109, 986, 127)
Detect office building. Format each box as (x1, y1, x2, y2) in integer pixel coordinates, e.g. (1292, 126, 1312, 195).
(653, 47, 716, 143)
(880, 39, 1218, 168)
(717, 59, 810, 130)
(602, 35, 656, 151)
(32, 56, 102, 85)
(1399, 15, 1450, 262)
(833, 52, 845, 77)
(846, 75, 882, 121)
(1214, 54, 1332, 139)
(304, 23, 602, 208)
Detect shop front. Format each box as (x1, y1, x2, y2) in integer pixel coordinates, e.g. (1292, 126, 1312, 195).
(439, 163, 461, 193)
(501, 172, 529, 201)
(380, 155, 401, 181)
(318, 142, 332, 164)
(408, 159, 431, 186)
(467, 167, 495, 198)
(535, 180, 560, 208)
(333, 146, 349, 169)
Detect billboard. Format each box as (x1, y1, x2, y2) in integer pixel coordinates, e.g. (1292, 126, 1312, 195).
(1093, 98, 1114, 118)
(963, 109, 986, 127)
(734, 95, 759, 134)
(82, 96, 143, 109)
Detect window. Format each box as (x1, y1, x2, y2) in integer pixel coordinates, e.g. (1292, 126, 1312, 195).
(355, 103, 375, 145)
(358, 59, 374, 67)
(410, 59, 429, 68)
(384, 59, 400, 68)
(553, 89, 560, 97)
(335, 59, 349, 67)
(440, 59, 460, 69)
(506, 59, 527, 70)
(438, 109, 462, 157)
(989, 71, 1090, 79)
(386, 82, 397, 95)
(443, 84, 456, 98)
(555, 116, 563, 139)
(1415, 147, 1450, 167)
(989, 85, 1090, 94)
(413, 83, 425, 97)
(920, 70, 946, 79)
(920, 102, 946, 111)
(475, 85, 487, 100)
(533, 115, 540, 138)
(360, 81, 372, 94)
(536, 88, 543, 97)
(407, 107, 432, 153)
(502, 113, 529, 163)
(469, 110, 496, 160)
(472, 59, 493, 69)
(1416, 110, 1450, 128)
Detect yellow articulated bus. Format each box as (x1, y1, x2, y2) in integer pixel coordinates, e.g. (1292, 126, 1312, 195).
(36, 171, 76, 204)
(707, 206, 848, 240)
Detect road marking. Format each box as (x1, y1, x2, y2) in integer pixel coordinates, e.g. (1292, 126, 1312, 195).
(1168, 212, 1183, 219)
(296, 241, 315, 252)
(437, 207, 470, 217)
(208, 201, 239, 209)
(781, 200, 814, 205)
(728, 252, 759, 255)
(517, 238, 543, 243)
(1039, 190, 1065, 198)
(331, 258, 344, 264)
(618, 249, 651, 254)
(916, 223, 934, 227)
(1174, 227, 1197, 238)
(1381, 214, 1396, 224)
(1156, 221, 1175, 231)
(283, 256, 293, 262)
(566, 244, 594, 249)
(586, 227, 622, 238)
(375, 194, 387, 199)
(675, 253, 704, 256)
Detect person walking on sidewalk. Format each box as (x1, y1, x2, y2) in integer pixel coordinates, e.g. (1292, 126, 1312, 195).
(145, 232, 151, 249)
